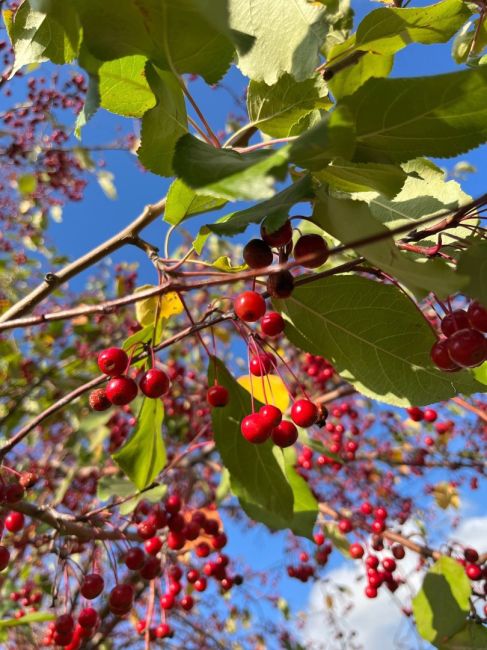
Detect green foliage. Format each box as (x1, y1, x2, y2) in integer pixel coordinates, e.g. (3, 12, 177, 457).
(137, 65, 187, 177)
(457, 241, 487, 305)
(274, 275, 482, 407)
(341, 66, 487, 161)
(165, 180, 227, 226)
(412, 557, 471, 645)
(98, 55, 156, 118)
(438, 623, 487, 649)
(173, 134, 289, 200)
(209, 358, 318, 537)
(97, 476, 167, 515)
(113, 398, 166, 490)
(314, 160, 407, 198)
(0, 611, 55, 629)
(247, 74, 330, 138)
(8, 0, 80, 75)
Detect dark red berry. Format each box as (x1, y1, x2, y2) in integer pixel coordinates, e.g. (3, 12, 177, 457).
(338, 518, 352, 533)
(266, 270, 294, 298)
(466, 564, 482, 580)
(167, 531, 185, 550)
(78, 608, 98, 630)
(234, 291, 266, 322)
(125, 547, 145, 570)
(240, 413, 271, 444)
(160, 593, 174, 609)
(294, 234, 329, 268)
(382, 557, 396, 572)
(392, 545, 405, 560)
(180, 595, 194, 611)
(365, 585, 378, 598)
(207, 385, 229, 407)
(105, 376, 138, 405)
(271, 420, 298, 448)
(447, 328, 486, 367)
(243, 239, 273, 268)
(464, 548, 479, 563)
(5, 484, 24, 503)
(407, 407, 423, 422)
(89, 388, 112, 411)
(155, 623, 172, 638)
(441, 310, 470, 337)
(261, 311, 285, 337)
(291, 399, 318, 427)
(137, 519, 157, 540)
(97, 348, 128, 376)
(139, 368, 170, 398)
(144, 537, 162, 556)
(468, 301, 487, 332)
(260, 220, 292, 247)
(430, 339, 461, 372)
(259, 404, 282, 429)
(80, 574, 104, 600)
(249, 353, 275, 376)
(423, 408, 437, 423)
(109, 584, 134, 613)
(139, 557, 161, 580)
(165, 494, 182, 514)
(349, 543, 364, 559)
(55, 614, 75, 634)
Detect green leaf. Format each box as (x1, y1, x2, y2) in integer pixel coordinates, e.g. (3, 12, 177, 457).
(137, 64, 187, 177)
(74, 75, 100, 138)
(289, 107, 355, 171)
(328, 42, 393, 100)
(97, 476, 167, 516)
(0, 611, 55, 628)
(208, 357, 294, 523)
(17, 174, 37, 195)
(355, 0, 471, 55)
(207, 175, 313, 237)
(173, 134, 290, 201)
(8, 0, 80, 75)
(313, 192, 466, 298)
(473, 362, 487, 386)
(76, 0, 236, 84)
(314, 160, 407, 198)
(439, 622, 487, 649)
(274, 275, 483, 407)
(322, 522, 350, 557)
(412, 556, 471, 644)
(230, 0, 330, 84)
(241, 446, 318, 539)
(113, 398, 166, 490)
(99, 55, 156, 118)
(457, 241, 487, 305)
(342, 66, 487, 162)
(165, 179, 227, 227)
(247, 73, 330, 138)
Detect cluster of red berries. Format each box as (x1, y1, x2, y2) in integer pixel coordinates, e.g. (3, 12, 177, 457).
(431, 302, 487, 371)
(89, 347, 170, 410)
(242, 219, 329, 299)
(7, 581, 42, 621)
(42, 608, 99, 648)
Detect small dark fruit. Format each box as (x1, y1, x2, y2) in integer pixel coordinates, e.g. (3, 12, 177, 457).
(97, 347, 128, 376)
(294, 234, 329, 268)
(243, 239, 273, 268)
(271, 420, 298, 448)
(430, 339, 461, 372)
(266, 270, 294, 298)
(441, 310, 470, 337)
(468, 301, 487, 332)
(447, 328, 486, 367)
(260, 220, 293, 248)
(207, 385, 229, 407)
(261, 311, 285, 337)
(89, 388, 112, 411)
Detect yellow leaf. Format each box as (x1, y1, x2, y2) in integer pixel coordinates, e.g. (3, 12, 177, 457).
(135, 286, 184, 327)
(237, 374, 290, 411)
(433, 482, 460, 510)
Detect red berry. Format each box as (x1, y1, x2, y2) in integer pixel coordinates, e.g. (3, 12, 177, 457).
(78, 608, 97, 630)
(0, 546, 9, 571)
(180, 595, 194, 611)
(160, 593, 175, 609)
(155, 623, 172, 638)
(139, 557, 161, 580)
(366, 556, 379, 569)
(291, 399, 318, 427)
(374, 507, 387, 520)
(165, 494, 182, 514)
(194, 577, 207, 592)
(207, 385, 229, 408)
(125, 547, 145, 570)
(243, 239, 273, 268)
(249, 353, 274, 376)
(382, 557, 396, 572)
(55, 614, 75, 634)
(407, 407, 423, 422)
(271, 420, 298, 448)
(5, 484, 24, 503)
(260, 220, 292, 247)
(464, 548, 479, 563)
(144, 537, 162, 556)
(137, 519, 157, 540)
(447, 328, 487, 367)
(261, 312, 285, 337)
(266, 270, 294, 298)
(430, 339, 461, 372)
(184, 521, 200, 540)
(392, 544, 405, 560)
(294, 234, 329, 268)
(234, 291, 266, 322)
(365, 585, 378, 598)
(240, 413, 271, 444)
(371, 519, 385, 533)
(109, 584, 134, 613)
(195, 542, 210, 558)
(466, 563, 482, 581)
(105, 376, 138, 405)
(88, 388, 111, 411)
(97, 348, 128, 376)
(211, 533, 227, 550)
(80, 574, 104, 600)
(5, 511, 24, 533)
(259, 404, 282, 429)
(423, 408, 437, 423)
(441, 310, 470, 337)
(467, 301, 487, 332)
(349, 543, 364, 559)
(139, 368, 170, 398)
(360, 502, 373, 516)
(167, 531, 185, 550)
(338, 518, 352, 533)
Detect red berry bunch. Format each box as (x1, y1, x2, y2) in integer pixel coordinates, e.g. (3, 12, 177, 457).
(431, 302, 487, 371)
